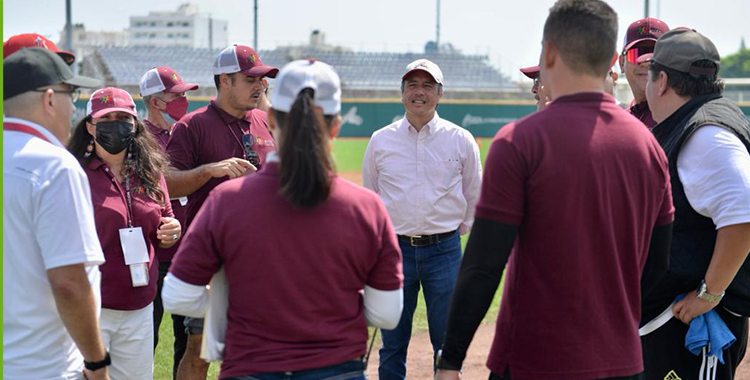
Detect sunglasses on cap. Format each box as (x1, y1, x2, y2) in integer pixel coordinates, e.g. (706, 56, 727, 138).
(242, 134, 261, 168)
(623, 46, 654, 65)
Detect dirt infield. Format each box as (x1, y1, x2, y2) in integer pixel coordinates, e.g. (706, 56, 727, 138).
(339, 171, 364, 186)
(364, 323, 494, 379)
(363, 324, 750, 380)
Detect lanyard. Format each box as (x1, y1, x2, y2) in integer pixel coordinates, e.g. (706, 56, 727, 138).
(210, 104, 249, 155)
(123, 163, 135, 228)
(4, 122, 52, 143)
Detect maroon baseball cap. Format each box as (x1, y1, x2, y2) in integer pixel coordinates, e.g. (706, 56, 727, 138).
(86, 87, 138, 119)
(520, 65, 540, 79)
(3, 33, 75, 65)
(213, 44, 278, 78)
(623, 17, 670, 52)
(139, 66, 199, 97)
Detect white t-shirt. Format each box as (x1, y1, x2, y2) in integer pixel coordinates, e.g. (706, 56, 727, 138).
(3, 118, 105, 380)
(677, 125, 750, 228)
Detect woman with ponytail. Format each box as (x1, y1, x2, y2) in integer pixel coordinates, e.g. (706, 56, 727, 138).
(68, 87, 181, 380)
(163, 60, 404, 380)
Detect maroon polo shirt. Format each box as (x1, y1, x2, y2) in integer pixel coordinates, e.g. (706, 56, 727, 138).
(629, 100, 657, 128)
(85, 157, 174, 310)
(477, 92, 673, 379)
(166, 101, 275, 227)
(170, 162, 403, 378)
(145, 118, 187, 262)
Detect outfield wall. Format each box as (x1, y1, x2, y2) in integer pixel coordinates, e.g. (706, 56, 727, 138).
(75, 98, 750, 138)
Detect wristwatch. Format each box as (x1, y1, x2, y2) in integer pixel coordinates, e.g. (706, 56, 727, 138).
(435, 349, 462, 371)
(84, 352, 111, 371)
(696, 279, 725, 303)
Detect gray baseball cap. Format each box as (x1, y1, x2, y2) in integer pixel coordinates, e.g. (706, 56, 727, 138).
(4, 47, 101, 100)
(650, 28, 720, 77)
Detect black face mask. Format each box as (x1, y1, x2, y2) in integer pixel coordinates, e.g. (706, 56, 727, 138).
(95, 120, 134, 155)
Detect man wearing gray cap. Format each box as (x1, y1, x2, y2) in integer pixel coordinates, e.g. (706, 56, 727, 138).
(3, 47, 110, 380)
(641, 28, 750, 380)
(362, 59, 482, 380)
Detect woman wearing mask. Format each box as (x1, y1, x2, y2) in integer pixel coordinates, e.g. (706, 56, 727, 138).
(68, 87, 181, 380)
(163, 60, 404, 380)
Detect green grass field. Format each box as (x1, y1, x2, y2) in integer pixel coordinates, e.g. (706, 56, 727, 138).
(154, 137, 501, 379)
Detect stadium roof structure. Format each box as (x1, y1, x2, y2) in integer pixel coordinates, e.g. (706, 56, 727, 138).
(84, 46, 514, 95)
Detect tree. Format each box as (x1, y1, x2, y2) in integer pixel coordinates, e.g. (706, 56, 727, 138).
(721, 38, 750, 78)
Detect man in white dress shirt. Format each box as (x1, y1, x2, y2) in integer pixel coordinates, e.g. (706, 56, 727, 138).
(362, 59, 482, 380)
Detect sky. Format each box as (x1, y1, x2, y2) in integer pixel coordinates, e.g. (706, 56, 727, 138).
(3, 0, 749, 82)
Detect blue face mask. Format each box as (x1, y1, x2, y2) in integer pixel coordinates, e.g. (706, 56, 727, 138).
(96, 120, 134, 155)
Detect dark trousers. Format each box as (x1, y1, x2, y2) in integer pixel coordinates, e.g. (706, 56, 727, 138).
(153, 260, 189, 380)
(641, 307, 748, 380)
(224, 360, 365, 380)
(489, 371, 644, 380)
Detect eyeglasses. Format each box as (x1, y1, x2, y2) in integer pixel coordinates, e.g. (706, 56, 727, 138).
(623, 46, 654, 65)
(33, 87, 81, 103)
(533, 78, 540, 87)
(242, 133, 261, 168)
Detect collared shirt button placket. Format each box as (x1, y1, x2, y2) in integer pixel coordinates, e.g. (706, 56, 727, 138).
(415, 129, 425, 236)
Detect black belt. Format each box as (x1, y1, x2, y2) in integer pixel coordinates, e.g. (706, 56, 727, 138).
(397, 230, 457, 247)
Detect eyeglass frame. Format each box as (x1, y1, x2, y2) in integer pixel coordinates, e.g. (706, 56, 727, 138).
(32, 87, 81, 103)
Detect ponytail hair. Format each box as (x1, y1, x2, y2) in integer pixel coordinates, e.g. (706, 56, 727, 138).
(275, 88, 336, 208)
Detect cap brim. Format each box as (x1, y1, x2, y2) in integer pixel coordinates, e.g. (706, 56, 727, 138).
(167, 83, 200, 93)
(57, 51, 76, 65)
(64, 74, 103, 89)
(90, 107, 138, 119)
(239, 66, 279, 78)
(402, 68, 442, 84)
(636, 53, 654, 64)
(520, 66, 540, 79)
(623, 38, 657, 53)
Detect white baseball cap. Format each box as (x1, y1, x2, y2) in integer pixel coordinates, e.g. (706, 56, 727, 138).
(271, 59, 341, 115)
(402, 59, 444, 85)
(139, 66, 199, 97)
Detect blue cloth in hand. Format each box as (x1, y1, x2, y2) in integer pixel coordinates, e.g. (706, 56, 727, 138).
(675, 294, 736, 364)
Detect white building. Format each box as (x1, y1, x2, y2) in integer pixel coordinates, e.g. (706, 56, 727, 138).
(60, 24, 129, 49)
(129, 3, 228, 49)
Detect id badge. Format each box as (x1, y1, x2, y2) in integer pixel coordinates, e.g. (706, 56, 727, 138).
(119, 227, 150, 287)
(170, 196, 188, 206)
(129, 263, 149, 287)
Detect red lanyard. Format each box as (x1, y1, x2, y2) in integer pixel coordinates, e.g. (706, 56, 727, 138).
(4, 122, 52, 143)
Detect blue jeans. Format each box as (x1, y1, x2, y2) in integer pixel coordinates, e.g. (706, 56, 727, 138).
(224, 360, 366, 380)
(378, 231, 462, 380)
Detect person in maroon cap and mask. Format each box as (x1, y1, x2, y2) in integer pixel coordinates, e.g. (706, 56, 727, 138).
(139, 66, 199, 378)
(165, 44, 278, 380)
(4, 33, 76, 65)
(68, 87, 182, 380)
(619, 17, 670, 128)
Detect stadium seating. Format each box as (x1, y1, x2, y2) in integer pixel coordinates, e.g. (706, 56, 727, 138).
(93, 46, 513, 91)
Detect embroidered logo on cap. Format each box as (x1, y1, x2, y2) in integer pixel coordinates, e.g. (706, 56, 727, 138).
(638, 26, 648, 34)
(34, 36, 48, 48)
(100, 94, 112, 104)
